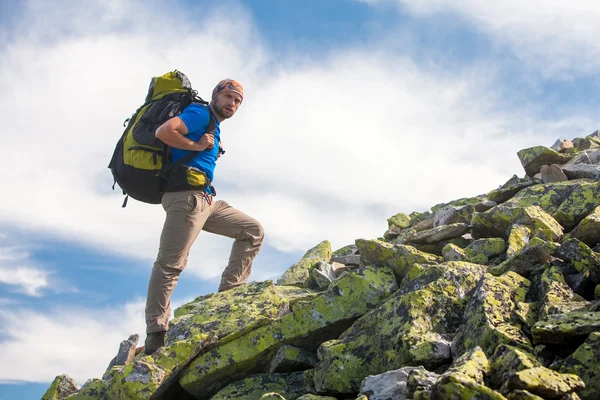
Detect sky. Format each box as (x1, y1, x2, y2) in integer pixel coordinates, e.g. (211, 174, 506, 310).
(1, 0, 599, 398)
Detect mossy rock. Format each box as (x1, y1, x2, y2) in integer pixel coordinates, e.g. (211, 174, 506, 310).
(314, 262, 487, 393)
(564, 205, 600, 247)
(488, 180, 539, 204)
(503, 366, 584, 399)
(452, 272, 532, 358)
(268, 345, 317, 373)
(465, 238, 507, 261)
(65, 379, 108, 400)
(431, 195, 487, 213)
(407, 223, 471, 245)
(179, 266, 398, 398)
(277, 241, 332, 287)
(506, 390, 544, 399)
(488, 345, 542, 390)
(557, 239, 600, 282)
(210, 372, 306, 400)
(387, 213, 411, 229)
(472, 205, 563, 241)
(296, 395, 337, 400)
(490, 238, 558, 277)
(356, 238, 442, 281)
(532, 311, 600, 345)
(538, 266, 585, 318)
(517, 146, 575, 176)
(561, 331, 600, 400)
(442, 243, 467, 262)
(42, 374, 79, 400)
(169, 281, 309, 344)
(507, 225, 531, 258)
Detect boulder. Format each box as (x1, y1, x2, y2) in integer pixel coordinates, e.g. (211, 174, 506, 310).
(441, 243, 467, 262)
(540, 164, 568, 183)
(488, 180, 540, 204)
(387, 213, 411, 230)
(306, 262, 336, 291)
(557, 239, 600, 282)
(407, 223, 471, 245)
(277, 241, 332, 287)
(475, 200, 498, 212)
(431, 347, 507, 399)
(565, 206, 600, 248)
(489, 345, 542, 390)
(490, 238, 558, 277)
(561, 331, 600, 400)
(517, 146, 575, 176)
(65, 379, 108, 400)
(471, 205, 563, 241)
(356, 239, 442, 281)
(507, 225, 531, 258)
(433, 204, 474, 227)
(102, 335, 139, 380)
(359, 366, 422, 400)
(465, 237, 507, 262)
(452, 272, 532, 357)
(538, 266, 585, 318)
(503, 367, 585, 399)
(210, 372, 307, 400)
(532, 311, 600, 345)
(314, 262, 487, 393)
(178, 266, 398, 398)
(42, 374, 79, 400)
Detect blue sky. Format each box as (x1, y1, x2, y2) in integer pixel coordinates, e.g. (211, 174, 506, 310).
(1, 0, 600, 399)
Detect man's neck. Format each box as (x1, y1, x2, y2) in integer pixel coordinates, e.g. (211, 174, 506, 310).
(208, 104, 224, 123)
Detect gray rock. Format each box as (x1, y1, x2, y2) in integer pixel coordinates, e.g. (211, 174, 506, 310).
(540, 164, 568, 183)
(307, 261, 336, 291)
(331, 254, 361, 266)
(359, 366, 422, 400)
(474, 200, 497, 212)
(103, 334, 139, 380)
(408, 223, 471, 245)
(268, 345, 317, 373)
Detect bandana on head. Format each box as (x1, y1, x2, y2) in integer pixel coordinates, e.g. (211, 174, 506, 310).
(212, 79, 244, 100)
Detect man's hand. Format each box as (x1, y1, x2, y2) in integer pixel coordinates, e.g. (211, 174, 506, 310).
(199, 133, 215, 151)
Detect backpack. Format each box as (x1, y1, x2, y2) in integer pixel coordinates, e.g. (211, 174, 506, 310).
(108, 70, 215, 207)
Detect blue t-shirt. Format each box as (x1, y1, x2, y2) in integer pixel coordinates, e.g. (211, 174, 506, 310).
(172, 103, 221, 183)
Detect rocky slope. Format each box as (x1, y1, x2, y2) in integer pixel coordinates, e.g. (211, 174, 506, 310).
(43, 132, 600, 400)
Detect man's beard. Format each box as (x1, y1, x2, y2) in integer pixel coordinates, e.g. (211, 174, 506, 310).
(213, 104, 232, 120)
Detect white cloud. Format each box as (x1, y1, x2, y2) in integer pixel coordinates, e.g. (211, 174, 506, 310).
(361, 0, 600, 77)
(0, 0, 597, 281)
(0, 296, 193, 384)
(0, 245, 51, 297)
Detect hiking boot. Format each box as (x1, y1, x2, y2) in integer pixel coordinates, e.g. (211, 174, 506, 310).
(144, 331, 167, 355)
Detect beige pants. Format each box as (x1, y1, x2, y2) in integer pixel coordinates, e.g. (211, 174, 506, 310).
(145, 190, 264, 333)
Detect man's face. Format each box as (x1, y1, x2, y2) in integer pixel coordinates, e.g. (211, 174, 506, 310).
(212, 91, 243, 120)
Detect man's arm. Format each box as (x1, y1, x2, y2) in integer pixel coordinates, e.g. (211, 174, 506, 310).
(155, 117, 214, 151)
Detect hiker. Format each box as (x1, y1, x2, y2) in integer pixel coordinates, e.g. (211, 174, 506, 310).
(144, 79, 264, 355)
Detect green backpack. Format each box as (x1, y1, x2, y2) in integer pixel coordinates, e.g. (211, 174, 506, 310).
(109, 70, 215, 206)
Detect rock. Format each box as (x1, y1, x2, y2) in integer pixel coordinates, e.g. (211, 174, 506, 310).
(356, 239, 442, 281)
(102, 334, 139, 380)
(442, 243, 467, 262)
(540, 164, 569, 183)
(538, 266, 585, 318)
(42, 374, 79, 400)
(465, 237, 507, 262)
(178, 266, 398, 398)
(413, 215, 435, 231)
(596, 284, 600, 299)
(471, 205, 563, 241)
(277, 241, 332, 287)
(314, 262, 486, 393)
(407, 223, 471, 245)
(431, 346, 507, 399)
(475, 200, 498, 212)
(330, 254, 361, 266)
(433, 204, 474, 227)
(331, 244, 357, 258)
(306, 261, 336, 291)
(506, 389, 544, 399)
(452, 272, 531, 358)
(65, 379, 108, 399)
(561, 331, 600, 400)
(489, 345, 542, 390)
(169, 281, 309, 344)
(387, 213, 411, 230)
(296, 395, 337, 400)
(261, 393, 287, 400)
(565, 205, 600, 248)
(532, 311, 600, 345)
(517, 146, 575, 177)
(507, 225, 531, 258)
(210, 372, 307, 400)
(268, 345, 317, 373)
(551, 139, 575, 153)
(359, 366, 422, 400)
(557, 239, 600, 282)
(489, 180, 540, 204)
(406, 368, 439, 398)
(490, 238, 558, 277)
(504, 366, 585, 399)
(561, 149, 600, 180)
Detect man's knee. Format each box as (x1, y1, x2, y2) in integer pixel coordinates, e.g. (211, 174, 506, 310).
(247, 220, 264, 246)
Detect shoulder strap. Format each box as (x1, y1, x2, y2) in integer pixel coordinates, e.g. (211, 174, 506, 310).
(159, 105, 216, 177)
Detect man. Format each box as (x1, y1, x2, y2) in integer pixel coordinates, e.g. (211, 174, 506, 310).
(144, 79, 264, 355)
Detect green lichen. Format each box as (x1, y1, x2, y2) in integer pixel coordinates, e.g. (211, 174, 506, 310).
(490, 238, 558, 277)
(507, 225, 531, 258)
(553, 181, 600, 231)
(388, 212, 411, 229)
(210, 372, 306, 400)
(314, 262, 487, 393)
(564, 205, 600, 247)
(517, 146, 575, 176)
(442, 243, 467, 262)
(465, 238, 507, 261)
(356, 239, 442, 281)
(268, 345, 316, 373)
(488, 345, 542, 390)
(471, 205, 563, 241)
(453, 272, 532, 357)
(408, 223, 471, 245)
(504, 367, 584, 398)
(65, 380, 108, 400)
(539, 266, 585, 318)
(277, 241, 332, 287)
(557, 239, 600, 281)
(296, 395, 338, 400)
(179, 266, 398, 398)
(506, 390, 544, 399)
(561, 331, 600, 400)
(532, 311, 600, 345)
(42, 375, 79, 400)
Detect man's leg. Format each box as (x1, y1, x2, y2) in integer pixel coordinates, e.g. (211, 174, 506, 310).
(145, 191, 211, 340)
(202, 200, 264, 291)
